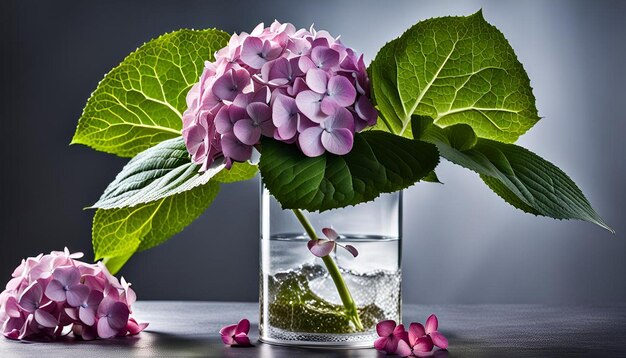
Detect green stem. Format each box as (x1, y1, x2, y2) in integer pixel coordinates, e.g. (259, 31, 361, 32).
(291, 209, 364, 331)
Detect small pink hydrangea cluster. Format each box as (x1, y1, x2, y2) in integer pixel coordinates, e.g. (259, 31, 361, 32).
(182, 21, 377, 170)
(0, 248, 147, 341)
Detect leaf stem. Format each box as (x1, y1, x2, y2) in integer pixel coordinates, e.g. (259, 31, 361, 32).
(291, 208, 364, 331)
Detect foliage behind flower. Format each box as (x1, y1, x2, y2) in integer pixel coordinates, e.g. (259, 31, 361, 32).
(0, 248, 147, 340)
(182, 21, 377, 170)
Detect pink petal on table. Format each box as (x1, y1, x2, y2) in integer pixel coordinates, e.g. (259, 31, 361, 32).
(66, 284, 90, 307)
(235, 318, 250, 335)
(374, 337, 389, 351)
(307, 239, 335, 257)
(19, 282, 43, 313)
(233, 119, 262, 145)
(127, 318, 149, 335)
(409, 322, 426, 346)
(295, 90, 326, 123)
(221, 134, 253, 162)
(44, 280, 67, 302)
(413, 335, 434, 353)
(298, 126, 325, 157)
(430, 331, 448, 349)
(425, 314, 438, 334)
(322, 227, 339, 241)
(321, 127, 353, 155)
(395, 338, 413, 357)
(305, 68, 328, 94)
(34, 309, 58, 328)
(376, 320, 397, 337)
(79, 307, 96, 326)
(343, 245, 359, 257)
(326, 75, 356, 107)
(233, 333, 252, 346)
(220, 324, 237, 345)
(384, 336, 400, 354)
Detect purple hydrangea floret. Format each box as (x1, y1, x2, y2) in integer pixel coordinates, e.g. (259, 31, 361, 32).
(182, 21, 378, 170)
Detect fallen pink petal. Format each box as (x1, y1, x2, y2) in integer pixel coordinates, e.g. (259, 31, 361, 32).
(220, 318, 253, 347)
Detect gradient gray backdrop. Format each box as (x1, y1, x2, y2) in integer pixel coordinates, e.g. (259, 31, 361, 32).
(1, 0, 624, 304)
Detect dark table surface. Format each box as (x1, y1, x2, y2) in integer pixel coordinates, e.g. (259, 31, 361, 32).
(1, 301, 626, 357)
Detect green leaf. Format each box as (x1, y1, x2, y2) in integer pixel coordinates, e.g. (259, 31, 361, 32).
(71, 29, 230, 157)
(413, 117, 613, 232)
(369, 11, 539, 142)
(91, 137, 258, 209)
(258, 132, 439, 212)
(93, 182, 220, 274)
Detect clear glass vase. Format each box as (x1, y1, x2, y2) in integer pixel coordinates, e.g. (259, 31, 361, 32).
(259, 185, 402, 348)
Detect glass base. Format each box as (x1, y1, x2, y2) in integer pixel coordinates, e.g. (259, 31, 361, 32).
(259, 333, 376, 349)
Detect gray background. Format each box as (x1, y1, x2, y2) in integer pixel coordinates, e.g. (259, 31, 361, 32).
(1, 0, 624, 304)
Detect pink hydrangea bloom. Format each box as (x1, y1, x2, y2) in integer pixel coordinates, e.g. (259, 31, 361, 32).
(182, 21, 377, 170)
(0, 248, 148, 341)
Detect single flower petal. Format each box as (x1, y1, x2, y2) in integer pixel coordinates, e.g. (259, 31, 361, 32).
(295, 90, 326, 123)
(127, 318, 149, 335)
(233, 119, 262, 146)
(395, 338, 413, 357)
(19, 282, 43, 312)
(34, 309, 58, 328)
(45, 280, 68, 302)
(97, 318, 119, 339)
(321, 128, 353, 155)
(107, 302, 130, 331)
(343, 244, 359, 257)
(384, 336, 400, 354)
(240, 37, 267, 69)
(5, 296, 21, 318)
(414, 335, 435, 353)
(305, 68, 328, 94)
(307, 239, 336, 257)
(374, 337, 389, 351)
(272, 94, 298, 128)
(220, 324, 237, 345)
(221, 134, 253, 162)
(311, 46, 340, 70)
(326, 75, 357, 107)
(298, 126, 325, 157)
(425, 314, 438, 334)
(79, 307, 96, 326)
(233, 333, 252, 346)
(376, 320, 397, 337)
(235, 319, 250, 335)
(409, 322, 426, 346)
(430, 331, 448, 349)
(66, 284, 90, 307)
(321, 227, 339, 241)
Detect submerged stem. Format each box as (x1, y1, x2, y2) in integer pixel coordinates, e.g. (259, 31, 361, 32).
(291, 208, 364, 331)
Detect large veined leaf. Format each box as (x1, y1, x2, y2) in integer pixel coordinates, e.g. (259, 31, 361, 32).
(91, 137, 257, 209)
(369, 11, 539, 142)
(71, 29, 230, 157)
(414, 116, 613, 232)
(259, 132, 439, 212)
(92, 182, 220, 274)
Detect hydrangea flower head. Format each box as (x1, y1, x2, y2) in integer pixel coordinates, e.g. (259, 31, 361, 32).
(0, 248, 148, 341)
(182, 21, 377, 170)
